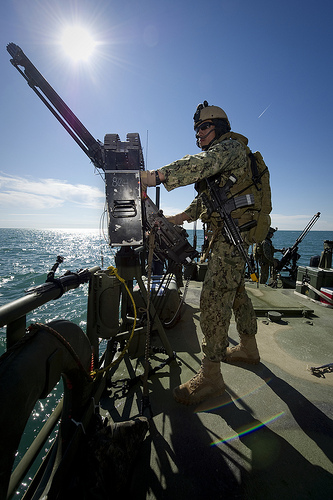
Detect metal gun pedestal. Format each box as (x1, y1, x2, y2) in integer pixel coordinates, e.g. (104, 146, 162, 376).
(115, 247, 174, 357)
(86, 248, 174, 380)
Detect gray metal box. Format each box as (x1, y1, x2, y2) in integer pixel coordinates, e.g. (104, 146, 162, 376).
(105, 170, 143, 246)
(296, 265, 333, 300)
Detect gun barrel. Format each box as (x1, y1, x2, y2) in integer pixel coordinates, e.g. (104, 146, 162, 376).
(0, 267, 100, 329)
(7, 43, 104, 169)
(294, 212, 320, 246)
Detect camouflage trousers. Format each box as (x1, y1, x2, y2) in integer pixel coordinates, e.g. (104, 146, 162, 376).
(200, 235, 257, 362)
(258, 260, 277, 284)
(259, 261, 270, 284)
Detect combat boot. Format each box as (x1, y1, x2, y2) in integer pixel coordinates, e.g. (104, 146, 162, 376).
(173, 357, 225, 405)
(225, 334, 260, 364)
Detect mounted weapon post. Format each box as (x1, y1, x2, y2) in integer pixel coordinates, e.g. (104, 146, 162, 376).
(2, 42, 201, 499)
(275, 212, 321, 281)
(5, 41, 201, 379)
(6, 43, 197, 262)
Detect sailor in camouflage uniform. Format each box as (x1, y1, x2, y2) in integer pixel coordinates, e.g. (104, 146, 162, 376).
(255, 227, 283, 284)
(141, 101, 266, 405)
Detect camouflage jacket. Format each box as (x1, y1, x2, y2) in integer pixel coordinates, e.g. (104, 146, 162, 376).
(159, 132, 254, 230)
(159, 133, 248, 193)
(258, 238, 278, 264)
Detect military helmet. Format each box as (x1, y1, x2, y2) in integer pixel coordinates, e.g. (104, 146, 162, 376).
(193, 100, 230, 129)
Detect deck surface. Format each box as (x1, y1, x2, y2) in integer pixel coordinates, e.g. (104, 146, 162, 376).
(101, 281, 333, 500)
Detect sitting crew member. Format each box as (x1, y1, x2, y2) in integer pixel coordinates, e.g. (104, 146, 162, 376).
(254, 227, 283, 284)
(141, 101, 271, 405)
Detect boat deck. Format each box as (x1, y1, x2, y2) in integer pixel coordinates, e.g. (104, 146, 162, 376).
(101, 281, 333, 500)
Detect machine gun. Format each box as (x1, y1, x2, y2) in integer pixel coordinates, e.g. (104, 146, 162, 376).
(7, 43, 197, 266)
(201, 174, 258, 282)
(275, 212, 320, 281)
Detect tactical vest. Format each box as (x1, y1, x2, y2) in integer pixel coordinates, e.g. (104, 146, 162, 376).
(197, 132, 272, 244)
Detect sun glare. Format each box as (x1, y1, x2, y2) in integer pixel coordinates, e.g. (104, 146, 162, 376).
(61, 26, 96, 61)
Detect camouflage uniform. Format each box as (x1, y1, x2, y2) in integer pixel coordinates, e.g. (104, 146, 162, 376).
(255, 237, 278, 284)
(159, 133, 258, 362)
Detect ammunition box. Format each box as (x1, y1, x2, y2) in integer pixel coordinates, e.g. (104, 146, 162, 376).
(184, 262, 197, 280)
(133, 275, 180, 324)
(197, 262, 208, 282)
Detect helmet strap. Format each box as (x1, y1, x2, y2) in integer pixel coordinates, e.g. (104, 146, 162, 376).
(196, 126, 216, 149)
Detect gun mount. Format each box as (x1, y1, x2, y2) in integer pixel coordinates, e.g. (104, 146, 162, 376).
(275, 212, 320, 284)
(3, 43, 201, 499)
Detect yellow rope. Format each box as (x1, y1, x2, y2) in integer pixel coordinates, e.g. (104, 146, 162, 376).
(90, 266, 137, 379)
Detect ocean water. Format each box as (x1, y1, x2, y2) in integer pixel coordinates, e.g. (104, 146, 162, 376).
(189, 228, 333, 268)
(1, 226, 332, 353)
(0, 228, 115, 497)
(0, 227, 332, 496)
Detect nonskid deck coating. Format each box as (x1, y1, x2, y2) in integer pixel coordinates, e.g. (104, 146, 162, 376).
(102, 280, 333, 499)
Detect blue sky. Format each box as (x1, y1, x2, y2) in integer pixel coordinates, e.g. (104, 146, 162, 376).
(0, 0, 332, 231)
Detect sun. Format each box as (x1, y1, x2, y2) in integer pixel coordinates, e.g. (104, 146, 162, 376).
(61, 26, 97, 61)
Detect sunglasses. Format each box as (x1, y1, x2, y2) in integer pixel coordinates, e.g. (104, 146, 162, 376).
(195, 122, 214, 133)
